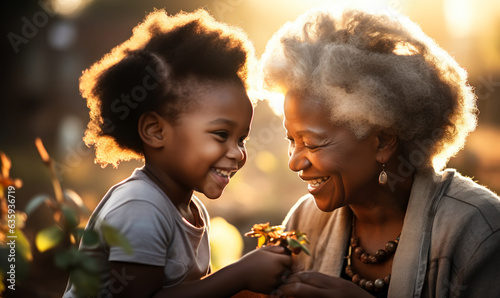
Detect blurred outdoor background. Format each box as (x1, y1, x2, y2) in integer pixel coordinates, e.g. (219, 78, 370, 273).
(1, 0, 500, 296)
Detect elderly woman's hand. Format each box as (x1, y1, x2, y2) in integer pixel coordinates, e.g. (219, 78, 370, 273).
(277, 271, 374, 298)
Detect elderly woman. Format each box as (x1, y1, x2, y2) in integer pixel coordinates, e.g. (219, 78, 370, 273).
(261, 7, 500, 298)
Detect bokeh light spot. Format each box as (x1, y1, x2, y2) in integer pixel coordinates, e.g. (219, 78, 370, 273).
(255, 150, 278, 173)
(209, 217, 243, 271)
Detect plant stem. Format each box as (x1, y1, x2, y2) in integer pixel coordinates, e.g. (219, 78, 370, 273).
(35, 138, 64, 204)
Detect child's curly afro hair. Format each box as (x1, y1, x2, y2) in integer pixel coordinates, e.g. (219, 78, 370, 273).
(81, 9, 256, 167)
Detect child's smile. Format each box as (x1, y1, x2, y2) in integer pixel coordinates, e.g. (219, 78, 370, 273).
(213, 168, 234, 177)
(210, 167, 236, 188)
(156, 81, 254, 200)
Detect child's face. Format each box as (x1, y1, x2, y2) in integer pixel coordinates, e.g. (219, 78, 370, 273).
(161, 82, 253, 199)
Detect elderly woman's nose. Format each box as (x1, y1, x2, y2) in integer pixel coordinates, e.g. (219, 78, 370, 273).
(288, 148, 311, 172)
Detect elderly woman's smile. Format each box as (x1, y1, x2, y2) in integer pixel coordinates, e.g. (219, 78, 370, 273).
(303, 176, 329, 189)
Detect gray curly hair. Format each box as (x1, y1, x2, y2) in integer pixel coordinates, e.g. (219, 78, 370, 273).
(261, 7, 477, 171)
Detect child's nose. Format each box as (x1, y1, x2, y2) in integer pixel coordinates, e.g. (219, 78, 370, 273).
(227, 143, 245, 161)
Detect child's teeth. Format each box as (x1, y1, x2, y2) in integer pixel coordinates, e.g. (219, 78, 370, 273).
(214, 168, 231, 177)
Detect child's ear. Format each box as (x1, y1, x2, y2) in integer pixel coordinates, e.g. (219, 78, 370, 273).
(375, 129, 399, 163)
(138, 112, 167, 148)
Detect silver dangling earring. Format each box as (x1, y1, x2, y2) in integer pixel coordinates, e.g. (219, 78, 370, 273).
(378, 164, 387, 185)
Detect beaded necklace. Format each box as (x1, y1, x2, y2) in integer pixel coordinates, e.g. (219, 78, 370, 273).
(345, 218, 400, 292)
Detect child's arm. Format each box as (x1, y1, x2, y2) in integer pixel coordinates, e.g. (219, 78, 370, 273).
(154, 245, 292, 297)
(107, 245, 291, 298)
(107, 261, 164, 298)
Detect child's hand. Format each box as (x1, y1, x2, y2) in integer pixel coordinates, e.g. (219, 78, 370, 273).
(235, 245, 292, 294)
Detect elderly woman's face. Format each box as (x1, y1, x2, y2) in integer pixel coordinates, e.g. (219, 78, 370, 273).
(283, 92, 380, 212)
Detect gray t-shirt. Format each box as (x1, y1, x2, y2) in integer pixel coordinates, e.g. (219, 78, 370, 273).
(63, 167, 210, 297)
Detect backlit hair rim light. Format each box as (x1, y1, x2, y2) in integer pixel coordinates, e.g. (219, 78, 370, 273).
(261, 6, 477, 171)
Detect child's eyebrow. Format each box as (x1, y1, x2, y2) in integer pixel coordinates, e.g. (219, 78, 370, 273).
(208, 118, 237, 127)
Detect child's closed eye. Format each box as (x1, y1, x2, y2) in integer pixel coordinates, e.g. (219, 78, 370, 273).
(212, 131, 229, 142)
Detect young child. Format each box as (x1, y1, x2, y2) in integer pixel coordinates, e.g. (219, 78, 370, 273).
(63, 9, 291, 297)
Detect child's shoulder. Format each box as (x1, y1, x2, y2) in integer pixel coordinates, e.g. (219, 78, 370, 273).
(117, 170, 157, 192)
(87, 168, 177, 232)
(104, 168, 171, 209)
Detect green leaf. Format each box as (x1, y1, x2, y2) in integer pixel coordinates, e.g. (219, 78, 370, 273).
(297, 233, 310, 244)
(101, 223, 133, 255)
(35, 226, 63, 252)
(55, 248, 77, 269)
(61, 205, 80, 230)
(79, 253, 100, 273)
(287, 236, 311, 255)
(14, 229, 32, 262)
(287, 237, 301, 248)
(64, 189, 90, 214)
(71, 269, 101, 297)
(81, 229, 100, 248)
(73, 227, 85, 244)
(25, 194, 51, 215)
(299, 243, 311, 255)
(55, 250, 69, 269)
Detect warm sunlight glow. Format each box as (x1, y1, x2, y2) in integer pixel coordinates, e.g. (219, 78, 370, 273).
(253, 0, 408, 117)
(53, 0, 82, 15)
(393, 42, 419, 55)
(51, 0, 94, 16)
(261, 0, 405, 13)
(263, 92, 285, 116)
(443, 0, 473, 38)
(209, 217, 243, 271)
(255, 150, 278, 173)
